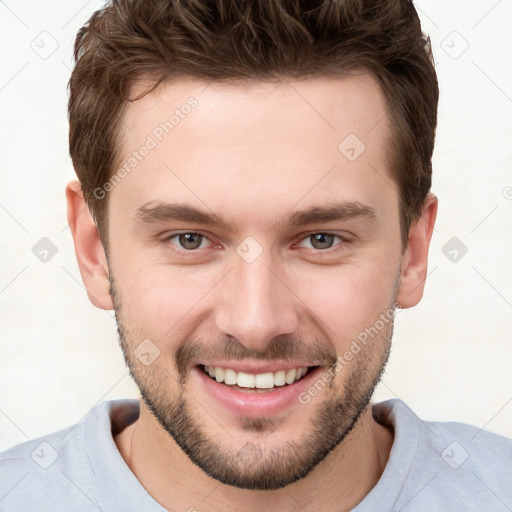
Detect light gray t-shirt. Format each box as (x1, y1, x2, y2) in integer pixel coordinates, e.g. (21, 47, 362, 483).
(0, 398, 511, 511)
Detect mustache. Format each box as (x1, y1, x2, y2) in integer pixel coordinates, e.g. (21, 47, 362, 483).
(175, 334, 338, 378)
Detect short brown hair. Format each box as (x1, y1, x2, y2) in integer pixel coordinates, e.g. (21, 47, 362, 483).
(68, 0, 438, 250)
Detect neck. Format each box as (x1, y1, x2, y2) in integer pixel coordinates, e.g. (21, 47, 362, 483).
(115, 401, 393, 512)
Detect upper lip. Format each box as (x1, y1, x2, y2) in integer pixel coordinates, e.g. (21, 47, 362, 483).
(197, 361, 320, 374)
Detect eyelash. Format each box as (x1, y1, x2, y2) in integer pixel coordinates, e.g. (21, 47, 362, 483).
(162, 231, 351, 256)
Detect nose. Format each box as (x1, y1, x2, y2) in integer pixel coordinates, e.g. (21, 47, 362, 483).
(214, 250, 300, 352)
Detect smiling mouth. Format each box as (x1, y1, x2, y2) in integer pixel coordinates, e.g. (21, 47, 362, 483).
(198, 364, 319, 393)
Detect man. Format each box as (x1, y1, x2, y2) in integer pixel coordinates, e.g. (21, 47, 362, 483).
(1, 0, 510, 510)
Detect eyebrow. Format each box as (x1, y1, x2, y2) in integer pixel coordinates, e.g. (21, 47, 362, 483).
(133, 201, 378, 232)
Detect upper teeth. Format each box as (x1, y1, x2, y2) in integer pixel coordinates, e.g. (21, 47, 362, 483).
(203, 365, 309, 389)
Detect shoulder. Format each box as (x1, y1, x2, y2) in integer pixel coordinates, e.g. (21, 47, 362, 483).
(0, 420, 94, 510)
(420, 416, 512, 503)
(0, 399, 139, 511)
(373, 399, 512, 511)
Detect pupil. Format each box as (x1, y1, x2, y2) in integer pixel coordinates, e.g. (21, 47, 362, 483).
(311, 233, 333, 249)
(179, 233, 202, 249)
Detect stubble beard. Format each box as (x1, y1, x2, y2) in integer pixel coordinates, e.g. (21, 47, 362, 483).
(110, 279, 394, 491)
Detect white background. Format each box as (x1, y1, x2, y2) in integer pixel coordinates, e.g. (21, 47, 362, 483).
(0, 0, 511, 451)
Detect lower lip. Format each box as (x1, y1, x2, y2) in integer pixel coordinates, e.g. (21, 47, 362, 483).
(193, 365, 323, 417)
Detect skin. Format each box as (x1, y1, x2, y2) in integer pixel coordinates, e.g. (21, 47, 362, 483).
(66, 72, 437, 511)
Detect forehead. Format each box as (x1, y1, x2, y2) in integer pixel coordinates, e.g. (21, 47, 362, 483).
(110, 73, 395, 230)
(122, 72, 389, 149)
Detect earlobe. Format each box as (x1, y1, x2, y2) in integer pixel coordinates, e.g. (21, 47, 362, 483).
(65, 180, 114, 310)
(396, 193, 438, 309)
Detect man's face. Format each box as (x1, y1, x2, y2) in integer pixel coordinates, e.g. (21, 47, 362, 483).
(106, 74, 403, 490)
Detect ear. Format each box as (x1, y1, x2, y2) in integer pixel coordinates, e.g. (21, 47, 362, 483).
(65, 180, 114, 310)
(396, 193, 438, 309)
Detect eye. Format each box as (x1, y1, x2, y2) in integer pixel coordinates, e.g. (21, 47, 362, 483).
(167, 232, 209, 251)
(297, 233, 345, 250)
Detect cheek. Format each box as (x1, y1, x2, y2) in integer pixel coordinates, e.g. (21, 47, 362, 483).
(295, 260, 398, 341)
(114, 263, 220, 337)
